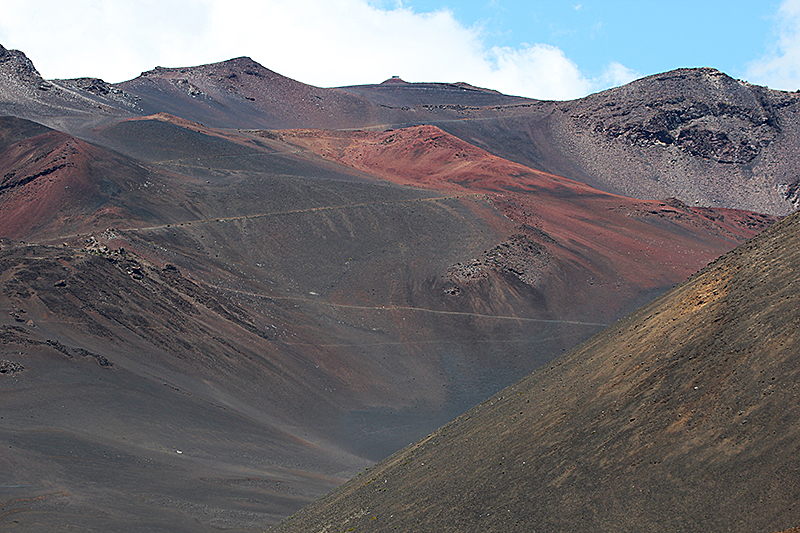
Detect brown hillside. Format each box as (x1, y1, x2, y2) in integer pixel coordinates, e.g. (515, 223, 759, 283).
(273, 210, 800, 533)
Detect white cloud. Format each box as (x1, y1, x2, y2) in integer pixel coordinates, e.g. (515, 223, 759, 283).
(207, 0, 489, 88)
(595, 61, 640, 90)
(746, 0, 800, 91)
(0, 0, 216, 80)
(0, 0, 637, 100)
(485, 44, 592, 99)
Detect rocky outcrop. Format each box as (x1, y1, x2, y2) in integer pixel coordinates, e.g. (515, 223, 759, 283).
(0, 359, 24, 374)
(70, 77, 115, 96)
(448, 229, 556, 287)
(0, 44, 51, 91)
(576, 68, 785, 164)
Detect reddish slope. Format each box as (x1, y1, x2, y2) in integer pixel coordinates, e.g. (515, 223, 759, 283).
(272, 207, 800, 533)
(276, 125, 775, 319)
(0, 118, 141, 239)
(276, 124, 584, 192)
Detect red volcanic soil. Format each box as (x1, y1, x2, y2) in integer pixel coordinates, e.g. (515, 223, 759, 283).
(0, 123, 131, 239)
(277, 124, 573, 193)
(275, 125, 776, 315)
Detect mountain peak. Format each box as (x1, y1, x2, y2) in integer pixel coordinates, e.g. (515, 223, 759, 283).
(136, 55, 279, 81)
(0, 43, 53, 94)
(0, 43, 43, 80)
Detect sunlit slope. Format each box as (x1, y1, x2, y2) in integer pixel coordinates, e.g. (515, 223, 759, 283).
(0, 97, 783, 531)
(273, 210, 800, 533)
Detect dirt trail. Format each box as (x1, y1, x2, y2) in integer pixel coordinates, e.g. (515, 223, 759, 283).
(29, 193, 486, 245)
(205, 282, 609, 328)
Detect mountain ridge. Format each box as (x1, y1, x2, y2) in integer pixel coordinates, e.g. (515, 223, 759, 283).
(0, 43, 796, 531)
(3, 43, 800, 212)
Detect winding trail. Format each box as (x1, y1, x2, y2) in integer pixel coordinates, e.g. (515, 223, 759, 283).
(124, 193, 484, 232)
(33, 193, 487, 245)
(20, 191, 607, 330)
(206, 282, 609, 328)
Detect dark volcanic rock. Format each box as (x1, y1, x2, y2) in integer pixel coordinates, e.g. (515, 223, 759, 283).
(0, 360, 24, 374)
(0, 44, 47, 87)
(70, 77, 115, 96)
(434, 68, 800, 214)
(555, 68, 800, 213)
(585, 68, 780, 164)
(0, 44, 140, 133)
(0, 43, 54, 96)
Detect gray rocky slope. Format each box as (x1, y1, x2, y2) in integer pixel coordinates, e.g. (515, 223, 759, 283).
(3, 44, 800, 213)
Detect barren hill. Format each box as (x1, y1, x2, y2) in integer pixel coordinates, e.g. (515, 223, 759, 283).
(116, 57, 381, 130)
(3, 44, 800, 213)
(427, 68, 800, 214)
(0, 45, 795, 531)
(272, 208, 800, 533)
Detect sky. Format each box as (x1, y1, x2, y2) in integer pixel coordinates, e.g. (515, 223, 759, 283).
(0, 0, 798, 100)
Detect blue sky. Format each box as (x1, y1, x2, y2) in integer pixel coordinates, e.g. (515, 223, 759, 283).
(410, 0, 779, 80)
(0, 0, 798, 100)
